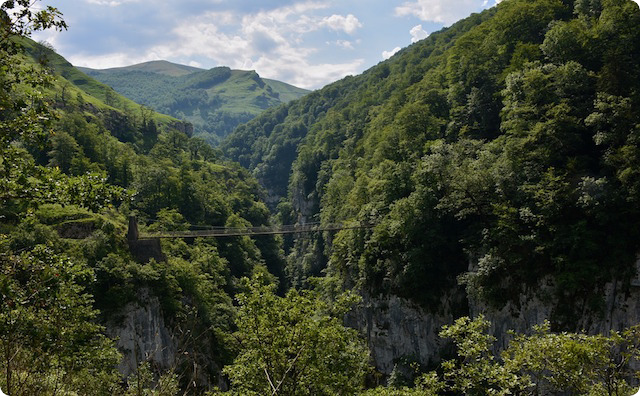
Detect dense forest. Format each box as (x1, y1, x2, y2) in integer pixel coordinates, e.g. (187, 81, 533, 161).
(0, 2, 287, 394)
(3, 0, 640, 395)
(225, 0, 640, 322)
(82, 62, 309, 145)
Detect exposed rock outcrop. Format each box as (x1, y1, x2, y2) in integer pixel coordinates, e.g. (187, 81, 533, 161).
(55, 219, 97, 239)
(347, 292, 463, 375)
(106, 288, 177, 378)
(350, 258, 640, 376)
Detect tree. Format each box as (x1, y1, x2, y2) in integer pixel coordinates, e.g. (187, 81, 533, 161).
(48, 131, 83, 173)
(364, 315, 640, 395)
(0, 4, 123, 394)
(439, 315, 531, 395)
(124, 362, 179, 396)
(0, 0, 66, 207)
(437, 316, 640, 396)
(0, 243, 121, 395)
(223, 275, 370, 395)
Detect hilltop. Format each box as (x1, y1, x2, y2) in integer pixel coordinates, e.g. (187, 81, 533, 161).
(80, 61, 310, 144)
(83, 60, 203, 77)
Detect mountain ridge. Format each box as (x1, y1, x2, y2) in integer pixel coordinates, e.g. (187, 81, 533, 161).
(20, 38, 191, 135)
(78, 60, 203, 77)
(81, 60, 310, 144)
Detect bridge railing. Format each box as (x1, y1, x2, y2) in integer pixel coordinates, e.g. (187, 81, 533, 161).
(137, 222, 374, 239)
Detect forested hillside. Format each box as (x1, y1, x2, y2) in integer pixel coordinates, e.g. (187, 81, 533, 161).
(0, 4, 286, 393)
(81, 62, 309, 144)
(224, 0, 640, 326)
(5, 0, 640, 394)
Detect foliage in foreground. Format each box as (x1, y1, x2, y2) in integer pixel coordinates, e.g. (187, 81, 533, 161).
(0, 2, 122, 395)
(223, 275, 370, 396)
(0, 239, 122, 396)
(365, 315, 640, 396)
(217, 283, 640, 396)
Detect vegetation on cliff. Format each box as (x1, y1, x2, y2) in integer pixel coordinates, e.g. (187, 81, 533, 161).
(4, 0, 640, 394)
(223, 0, 640, 327)
(363, 315, 640, 395)
(0, 1, 285, 393)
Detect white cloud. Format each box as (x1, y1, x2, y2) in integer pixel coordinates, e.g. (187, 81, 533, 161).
(410, 24, 428, 43)
(395, 0, 484, 25)
(32, 29, 64, 52)
(335, 39, 355, 49)
(249, 54, 364, 90)
(86, 0, 138, 6)
(382, 46, 401, 60)
(58, 1, 374, 89)
(68, 51, 161, 69)
(160, 13, 250, 62)
(69, 3, 363, 89)
(321, 14, 363, 34)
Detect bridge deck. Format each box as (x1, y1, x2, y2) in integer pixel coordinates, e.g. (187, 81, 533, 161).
(138, 222, 374, 239)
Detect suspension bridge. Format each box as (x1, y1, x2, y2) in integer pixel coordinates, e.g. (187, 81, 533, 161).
(127, 216, 375, 240)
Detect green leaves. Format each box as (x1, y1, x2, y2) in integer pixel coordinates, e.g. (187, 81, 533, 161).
(224, 275, 369, 395)
(0, 243, 121, 395)
(268, 0, 640, 323)
(435, 316, 639, 396)
(364, 315, 640, 395)
(440, 315, 530, 396)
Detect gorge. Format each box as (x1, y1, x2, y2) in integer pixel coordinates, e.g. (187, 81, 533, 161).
(2, 0, 640, 394)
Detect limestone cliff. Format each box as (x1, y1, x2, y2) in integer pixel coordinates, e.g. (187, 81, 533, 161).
(105, 288, 226, 390)
(106, 288, 177, 378)
(349, 259, 640, 376)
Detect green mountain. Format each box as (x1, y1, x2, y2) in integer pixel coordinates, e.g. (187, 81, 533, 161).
(79, 61, 310, 144)
(20, 39, 190, 134)
(223, 0, 640, 325)
(86, 59, 203, 76)
(6, 0, 640, 394)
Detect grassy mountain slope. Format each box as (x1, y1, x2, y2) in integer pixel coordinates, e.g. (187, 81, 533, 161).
(21, 39, 185, 129)
(81, 61, 310, 144)
(222, 0, 640, 327)
(263, 78, 313, 102)
(81, 59, 203, 76)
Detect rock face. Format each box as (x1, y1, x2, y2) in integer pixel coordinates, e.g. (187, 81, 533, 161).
(351, 259, 640, 376)
(106, 289, 177, 378)
(168, 120, 193, 137)
(55, 219, 97, 239)
(347, 293, 461, 375)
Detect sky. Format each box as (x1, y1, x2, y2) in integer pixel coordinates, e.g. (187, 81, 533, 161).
(32, 0, 617, 90)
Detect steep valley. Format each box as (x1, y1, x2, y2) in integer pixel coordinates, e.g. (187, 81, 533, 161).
(3, 0, 640, 394)
(223, 0, 640, 384)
